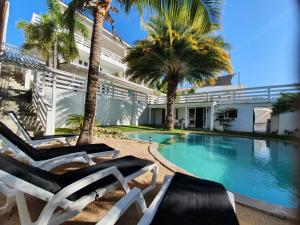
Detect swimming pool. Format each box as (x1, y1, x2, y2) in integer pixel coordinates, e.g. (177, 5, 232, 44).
(126, 132, 298, 208)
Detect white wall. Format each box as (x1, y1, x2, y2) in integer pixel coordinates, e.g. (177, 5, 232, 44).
(270, 115, 279, 133)
(51, 87, 147, 128)
(154, 108, 163, 126)
(214, 105, 254, 132)
(277, 111, 299, 135)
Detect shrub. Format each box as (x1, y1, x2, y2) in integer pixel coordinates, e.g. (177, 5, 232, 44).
(272, 93, 300, 115)
(66, 114, 100, 130)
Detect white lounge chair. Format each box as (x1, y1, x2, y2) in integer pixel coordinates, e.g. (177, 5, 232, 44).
(0, 121, 119, 170)
(0, 153, 158, 224)
(98, 172, 240, 225)
(7, 111, 78, 146)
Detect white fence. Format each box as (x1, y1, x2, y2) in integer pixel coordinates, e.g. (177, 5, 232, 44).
(151, 84, 300, 105)
(33, 69, 149, 134)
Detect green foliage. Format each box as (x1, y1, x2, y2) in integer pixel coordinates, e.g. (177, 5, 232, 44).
(112, 72, 121, 77)
(186, 88, 196, 94)
(63, 0, 223, 42)
(17, 0, 87, 68)
(66, 114, 100, 130)
(272, 93, 300, 115)
(125, 16, 232, 88)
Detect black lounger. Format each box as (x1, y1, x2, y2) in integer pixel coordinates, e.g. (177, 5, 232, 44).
(0, 121, 119, 169)
(0, 154, 158, 224)
(7, 111, 78, 146)
(98, 173, 240, 225)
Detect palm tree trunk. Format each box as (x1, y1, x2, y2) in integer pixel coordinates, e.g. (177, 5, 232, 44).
(53, 40, 58, 69)
(166, 75, 179, 131)
(77, 3, 111, 145)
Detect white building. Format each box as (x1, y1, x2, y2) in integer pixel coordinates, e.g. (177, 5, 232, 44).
(0, 1, 299, 135)
(31, 0, 129, 79)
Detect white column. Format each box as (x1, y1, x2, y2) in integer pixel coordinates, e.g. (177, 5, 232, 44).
(24, 69, 32, 90)
(45, 73, 56, 135)
(205, 107, 208, 128)
(184, 106, 188, 128)
(210, 104, 215, 131)
(148, 108, 152, 125)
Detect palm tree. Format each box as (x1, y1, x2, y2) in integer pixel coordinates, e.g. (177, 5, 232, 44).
(64, 0, 223, 144)
(125, 17, 233, 130)
(17, 0, 87, 68)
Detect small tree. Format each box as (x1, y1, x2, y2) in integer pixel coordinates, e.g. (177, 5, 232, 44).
(125, 17, 232, 131)
(272, 93, 300, 115)
(66, 114, 99, 130)
(17, 0, 87, 68)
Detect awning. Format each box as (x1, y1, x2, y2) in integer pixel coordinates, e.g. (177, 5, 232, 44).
(0, 44, 49, 71)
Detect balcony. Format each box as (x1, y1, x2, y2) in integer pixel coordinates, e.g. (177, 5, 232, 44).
(74, 34, 126, 68)
(148, 84, 300, 106)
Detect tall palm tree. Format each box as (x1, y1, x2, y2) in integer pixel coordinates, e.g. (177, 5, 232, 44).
(64, 0, 224, 144)
(125, 17, 233, 130)
(17, 0, 87, 68)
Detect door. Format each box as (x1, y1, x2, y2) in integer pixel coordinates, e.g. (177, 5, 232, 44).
(189, 108, 196, 127)
(162, 109, 166, 125)
(196, 108, 204, 128)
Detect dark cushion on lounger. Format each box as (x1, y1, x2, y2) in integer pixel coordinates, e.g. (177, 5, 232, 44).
(0, 154, 63, 193)
(31, 134, 77, 140)
(34, 143, 115, 160)
(150, 173, 240, 225)
(7, 111, 77, 140)
(0, 154, 153, 201)
(0, 122, 115, 161)
(0, 121, 40, 160)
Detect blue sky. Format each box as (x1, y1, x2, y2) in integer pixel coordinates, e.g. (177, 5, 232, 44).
(6, 0, 299, 87)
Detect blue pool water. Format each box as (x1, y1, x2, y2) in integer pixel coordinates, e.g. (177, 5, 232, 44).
(127, 132, 299, 208)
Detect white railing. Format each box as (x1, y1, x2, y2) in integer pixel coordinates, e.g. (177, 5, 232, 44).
(32, 69, 149, 134)
(149, 84, 300, 105)
(32, 85, 55, 135)
(74, 34, 124, 64)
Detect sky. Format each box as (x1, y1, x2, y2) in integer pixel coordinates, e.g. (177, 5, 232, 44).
(5, 0, 300, 87)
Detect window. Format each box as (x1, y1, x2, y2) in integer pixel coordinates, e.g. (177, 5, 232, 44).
(175, 109, 179, 120)
(227, 109, 238, 118)
(79, 60, 83, 65)
(84, 62, 88, 67)
(101, 84, 109, 95)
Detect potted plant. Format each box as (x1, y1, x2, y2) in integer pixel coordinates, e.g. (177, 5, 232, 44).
(215, 108, 237, 131)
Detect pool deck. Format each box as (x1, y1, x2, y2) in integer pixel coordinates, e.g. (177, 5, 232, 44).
(148, 142, 297, 221)
(0, 137, 295, 225)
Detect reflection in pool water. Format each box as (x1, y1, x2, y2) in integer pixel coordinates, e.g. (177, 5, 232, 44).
(127, 132, 298, 208)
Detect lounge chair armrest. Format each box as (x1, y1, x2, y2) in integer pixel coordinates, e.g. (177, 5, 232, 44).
(35, 166, 130, 225)
(226, 191, 236, 212)
(96, 187, 147, 225)
(36, 152, 95, 170)
(137, 175, 173, 225)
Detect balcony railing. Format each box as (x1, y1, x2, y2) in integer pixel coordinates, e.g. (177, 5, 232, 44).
(74, 34, 124, 64)
(149, 84, 300, 105)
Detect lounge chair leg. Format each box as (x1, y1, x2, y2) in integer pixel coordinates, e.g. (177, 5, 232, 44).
(15, 192, 33, 225)
(0, 195, 16, 216)
(112, 150, 120, 159)
(142, 165, 159, 194)
(0, 182, 17, 216)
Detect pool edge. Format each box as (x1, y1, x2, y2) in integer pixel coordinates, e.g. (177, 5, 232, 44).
(148, 142, 297, 221)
